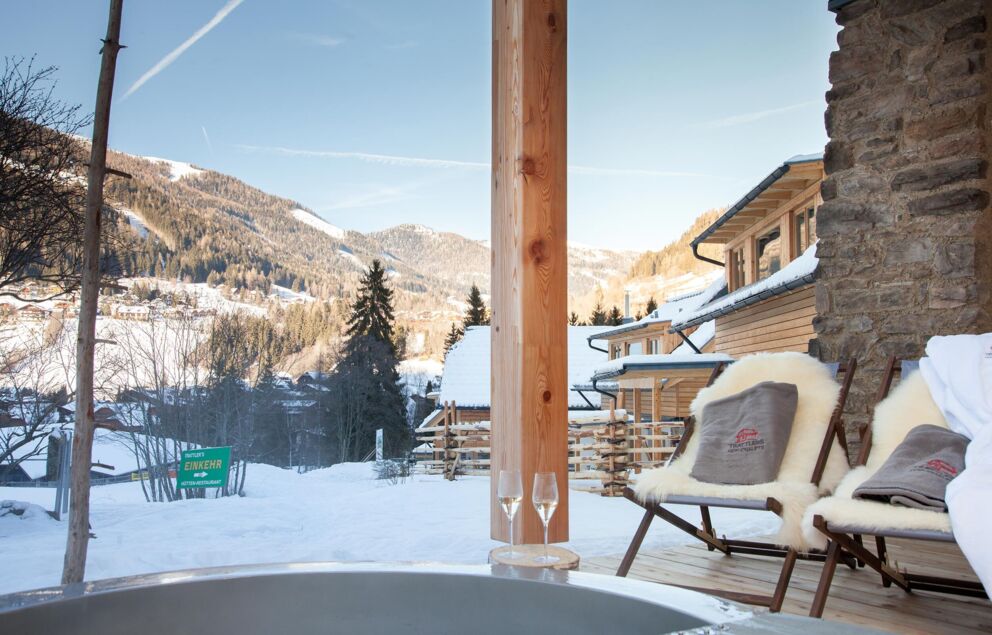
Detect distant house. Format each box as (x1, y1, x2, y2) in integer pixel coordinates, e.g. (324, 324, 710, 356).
(670, 153, 824, 356)
(419, 325, 611, 430)
(17, 305, 51, 321)
(113, 305, 152, 321)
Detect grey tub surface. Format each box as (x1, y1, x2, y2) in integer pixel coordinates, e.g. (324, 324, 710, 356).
(0, 563, 886, 634)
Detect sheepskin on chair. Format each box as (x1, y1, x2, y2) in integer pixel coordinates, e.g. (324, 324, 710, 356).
(802, 371, 952, 550)
(633, 352, 847, 551)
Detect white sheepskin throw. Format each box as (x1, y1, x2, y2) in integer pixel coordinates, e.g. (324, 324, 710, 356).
(802, 371, 952, 550)
(633, 352, 847, 551)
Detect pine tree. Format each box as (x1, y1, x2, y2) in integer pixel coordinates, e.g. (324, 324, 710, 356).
(463, 284, 489, 327)
(444, 322, 464, 355)
(608, 305, 623, 326)
(589, 302, 607, 326)
(326, 259, 410, 462)
(568, 311, 580, 326)
(346, 259, 395, 350)
(645, 296, 658, 315)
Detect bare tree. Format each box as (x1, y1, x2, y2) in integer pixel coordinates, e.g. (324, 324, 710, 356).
(0, 320, 71, 476)
(0, 57, 90, 301)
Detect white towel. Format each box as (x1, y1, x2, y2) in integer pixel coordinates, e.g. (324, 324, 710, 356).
(919, 333, 992, 594)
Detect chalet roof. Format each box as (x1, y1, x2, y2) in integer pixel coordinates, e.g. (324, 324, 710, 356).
(438, 325, 610, 409)
(587, 275, 726, 341)
(591, 353, 734, 382)
(671, 242, 819, 330)
(692, 153, 823, 248)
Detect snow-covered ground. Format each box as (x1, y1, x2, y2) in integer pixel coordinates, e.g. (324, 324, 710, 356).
(0, 463, 778, 595)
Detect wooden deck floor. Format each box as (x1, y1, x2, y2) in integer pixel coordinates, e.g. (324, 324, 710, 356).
(582, 537, 991, 635)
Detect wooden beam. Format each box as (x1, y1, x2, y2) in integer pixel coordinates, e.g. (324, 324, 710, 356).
(491, 0, 568, 544)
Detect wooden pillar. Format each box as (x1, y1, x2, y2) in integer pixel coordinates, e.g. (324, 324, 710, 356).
(491, 0, 568, 544)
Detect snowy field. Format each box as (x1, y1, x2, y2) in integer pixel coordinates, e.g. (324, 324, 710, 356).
(0, 463, 778, 596)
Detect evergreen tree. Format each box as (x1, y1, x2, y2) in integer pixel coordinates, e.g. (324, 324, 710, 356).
(327, 260, 410, 461)
(589, 302, 607, 326)
(346, 259, 395, 351)
(607, 305, 623, 326)
(568, 311, 580, 326)
(444, 322, 464, 355)
(463, 284, 489, 327)
(645, 296, 658, 315)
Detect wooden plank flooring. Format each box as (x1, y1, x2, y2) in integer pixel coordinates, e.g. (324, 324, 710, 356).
(583, 537, 991, 635)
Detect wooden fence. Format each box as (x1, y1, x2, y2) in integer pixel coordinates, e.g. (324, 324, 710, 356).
(414, 402, 685, 495)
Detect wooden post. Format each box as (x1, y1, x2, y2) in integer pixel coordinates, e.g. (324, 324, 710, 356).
(491, 0, 568, 544)
(62, 0, 124, 585)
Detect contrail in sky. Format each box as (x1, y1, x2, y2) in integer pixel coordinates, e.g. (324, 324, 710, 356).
(699, 100, 820, 129)
(123, 0, 245, 99)
(201, 126, 213, 153)
(236, 144, 718, 178)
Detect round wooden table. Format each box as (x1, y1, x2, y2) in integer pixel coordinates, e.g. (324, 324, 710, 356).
(489, 545, 580, 570)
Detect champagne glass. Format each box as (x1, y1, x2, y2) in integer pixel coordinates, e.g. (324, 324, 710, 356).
(532, 472, 559, 564)
(497, 470, 523, 560)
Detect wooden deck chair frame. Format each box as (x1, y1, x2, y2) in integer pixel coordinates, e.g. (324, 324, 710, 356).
(616, 358, 859, 612)
(809, 357, 988, 618)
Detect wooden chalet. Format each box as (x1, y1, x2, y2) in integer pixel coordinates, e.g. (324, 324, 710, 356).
(585, 282, 725, 424)
(670, 153, 824, 357)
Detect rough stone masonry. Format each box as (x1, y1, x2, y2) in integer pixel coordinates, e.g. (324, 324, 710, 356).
(815, 0, 992, 457)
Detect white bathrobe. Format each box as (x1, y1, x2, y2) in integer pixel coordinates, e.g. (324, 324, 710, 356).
(919, 333, 992, 594)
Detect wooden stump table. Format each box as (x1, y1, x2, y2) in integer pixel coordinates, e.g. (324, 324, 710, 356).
(489, 545, 580, 570)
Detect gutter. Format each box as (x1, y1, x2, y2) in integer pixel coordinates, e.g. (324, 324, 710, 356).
(691, 242, 725, 268)
(670, 271, 817, 331)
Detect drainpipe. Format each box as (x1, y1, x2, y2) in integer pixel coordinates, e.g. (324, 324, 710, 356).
(591, 377, 617, 406)
(587, 337, 608, 354)
(691, 241, 725, 268)
(674, 329, 702, 355)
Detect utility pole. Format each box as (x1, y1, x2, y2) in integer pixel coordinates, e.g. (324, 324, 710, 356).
(62, 0, 124, 585)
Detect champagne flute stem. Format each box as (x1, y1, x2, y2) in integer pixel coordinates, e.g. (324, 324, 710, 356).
(544, 522, 549, 561)
(508, 516, 513, 558)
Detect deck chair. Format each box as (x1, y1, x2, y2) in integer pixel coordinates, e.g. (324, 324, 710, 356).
(616, 352, 857, 612)
(805, 357, 988, 618)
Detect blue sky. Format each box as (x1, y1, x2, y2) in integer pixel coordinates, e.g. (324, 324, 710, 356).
(4, 1, 838, 251)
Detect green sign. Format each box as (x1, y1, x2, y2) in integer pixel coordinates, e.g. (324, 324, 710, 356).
(176, 446, 231, 489)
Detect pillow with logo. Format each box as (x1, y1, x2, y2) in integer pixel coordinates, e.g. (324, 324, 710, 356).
(689, 381, 798, 485)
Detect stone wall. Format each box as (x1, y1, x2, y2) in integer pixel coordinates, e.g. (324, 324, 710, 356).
(815, 0, 992, 454)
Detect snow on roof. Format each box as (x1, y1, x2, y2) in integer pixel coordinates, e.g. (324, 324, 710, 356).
(438, 326, 611, 409)
(672, 243, 819, 330)
(670, 320, 716, 355)
(592, 353, 734, 381)
(417, 408, 444, 429)
(591, 274, 726, 340)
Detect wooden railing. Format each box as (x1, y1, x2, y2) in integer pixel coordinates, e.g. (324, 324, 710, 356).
(414, 403, 685, 495)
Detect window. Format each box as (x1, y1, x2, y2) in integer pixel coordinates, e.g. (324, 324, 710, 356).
(756, 228, 782, 281)
(628, 342, 642, 355)
(729, 247, 746, 291)
(795, 206, 816, 254)
(611, 344, 622, 359)
(648, 339, 659, 354)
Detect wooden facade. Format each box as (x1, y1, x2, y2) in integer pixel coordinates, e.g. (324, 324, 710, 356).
(713, 287, 817, 357)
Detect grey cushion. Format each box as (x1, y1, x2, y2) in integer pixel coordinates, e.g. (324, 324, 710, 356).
(690, 381, 799, 485)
